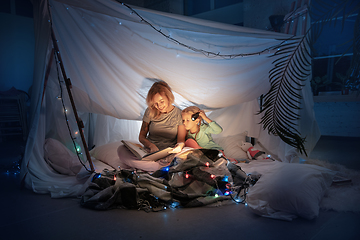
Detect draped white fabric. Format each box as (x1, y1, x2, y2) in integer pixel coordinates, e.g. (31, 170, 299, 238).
(21, 0, 320, 197)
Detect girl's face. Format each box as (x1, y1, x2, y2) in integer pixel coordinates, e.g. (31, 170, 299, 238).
(152, 93, 171, 113)
(182, 112, 199, 132)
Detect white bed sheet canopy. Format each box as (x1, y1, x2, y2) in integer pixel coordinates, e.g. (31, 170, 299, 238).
(21, 0, 320, 197)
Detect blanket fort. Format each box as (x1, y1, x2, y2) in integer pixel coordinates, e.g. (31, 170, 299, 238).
(21, 0, 320, 200)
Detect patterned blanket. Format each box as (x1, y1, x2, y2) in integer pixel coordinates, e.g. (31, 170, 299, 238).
(81, 149, 256, 211)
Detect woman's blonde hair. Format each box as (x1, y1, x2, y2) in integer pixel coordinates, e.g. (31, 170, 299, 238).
(182, 106, 202, 121)
(146, 81, 175, 119)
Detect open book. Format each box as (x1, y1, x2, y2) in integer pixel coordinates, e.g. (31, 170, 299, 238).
(121, 140, 173, 161)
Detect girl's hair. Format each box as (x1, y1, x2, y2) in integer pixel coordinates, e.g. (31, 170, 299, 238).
(146, 81, 175, 119)
(182, 106, 202, 121)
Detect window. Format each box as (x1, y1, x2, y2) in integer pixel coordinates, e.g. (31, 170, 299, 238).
(310, 2, 357, 96)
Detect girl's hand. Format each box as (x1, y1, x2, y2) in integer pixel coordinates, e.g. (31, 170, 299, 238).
(199, 110, 206, 119)
(199, 110, 212, 123)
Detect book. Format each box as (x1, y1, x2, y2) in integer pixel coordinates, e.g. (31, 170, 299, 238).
(121, 140, 174, 161)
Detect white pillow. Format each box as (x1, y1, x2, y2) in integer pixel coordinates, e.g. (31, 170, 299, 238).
(90, 141, 123, 169)
(213, 132, 248, 160)
(246, 161, 336, 220)
(44, 138, 82, 175)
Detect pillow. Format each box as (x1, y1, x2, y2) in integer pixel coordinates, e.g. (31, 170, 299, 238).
(44, 138, 82, 175)
(90, 141, 125, 170)
(213, 132, 248, 160)
(246, 161, 336, 220)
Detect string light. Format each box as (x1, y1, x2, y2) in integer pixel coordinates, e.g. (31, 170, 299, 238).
(53, 46, 91, 172)
(116, 1, 284, 59)
(222, 175, 229, 182)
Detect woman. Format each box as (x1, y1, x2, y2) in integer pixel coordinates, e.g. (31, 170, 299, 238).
(118, 81, 185, 171)
(139, 81, 186, 153)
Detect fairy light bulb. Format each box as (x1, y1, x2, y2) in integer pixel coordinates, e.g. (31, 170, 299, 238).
(222, 175, 229, 182)
(185, 172, 189, 178)
(211, 174, 216, 179)
(205, 162, 209, 167)
(71, 141, 81, 153)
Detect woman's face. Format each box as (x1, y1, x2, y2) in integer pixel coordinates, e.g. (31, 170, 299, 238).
(152, 93, 170, 113)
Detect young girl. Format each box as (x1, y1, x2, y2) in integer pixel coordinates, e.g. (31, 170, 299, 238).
(181, 106, 223, 150)
(182, 106, 240, 164)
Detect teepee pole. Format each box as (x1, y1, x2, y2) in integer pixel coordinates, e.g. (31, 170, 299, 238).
(50, 27, 95, 172)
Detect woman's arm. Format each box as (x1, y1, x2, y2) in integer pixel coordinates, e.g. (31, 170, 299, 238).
(139, 121, 159, 153)
(170, 124, 186, 153)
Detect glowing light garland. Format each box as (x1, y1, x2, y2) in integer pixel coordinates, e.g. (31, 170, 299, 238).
(54, 52, 91, 172)
(116, 1, 289, 59)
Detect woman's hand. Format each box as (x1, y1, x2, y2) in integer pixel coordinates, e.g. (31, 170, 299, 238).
(139, 121, 159, 152)
(149, 143, 159, 153)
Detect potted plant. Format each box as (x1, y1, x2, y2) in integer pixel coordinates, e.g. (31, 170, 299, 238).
(311, 75, 331, 96)
(334, 72, 351, 95)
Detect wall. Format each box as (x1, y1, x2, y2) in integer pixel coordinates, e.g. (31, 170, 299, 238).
(313, 95, 360, 137)
(191, 3, 243, 25)
(243, 0, 292, 30)
(143, 0, 184, 15)
(0, 12, 34, 93)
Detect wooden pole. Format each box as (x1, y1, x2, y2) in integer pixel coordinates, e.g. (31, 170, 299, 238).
(50, 28, 95, 172)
